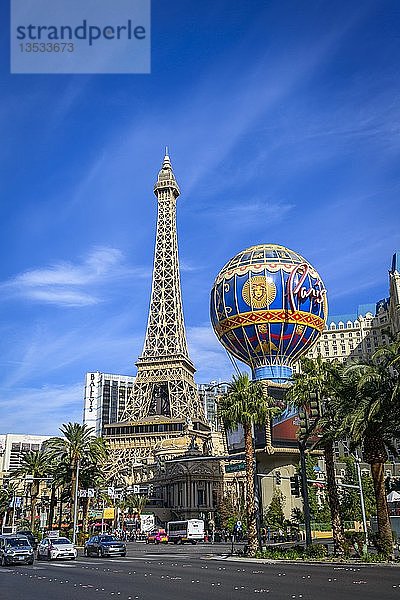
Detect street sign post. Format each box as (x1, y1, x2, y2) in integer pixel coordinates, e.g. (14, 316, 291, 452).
(225, 461, 246, 473)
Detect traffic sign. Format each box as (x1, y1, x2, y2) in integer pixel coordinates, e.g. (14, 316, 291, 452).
(225, 461, 246, 473)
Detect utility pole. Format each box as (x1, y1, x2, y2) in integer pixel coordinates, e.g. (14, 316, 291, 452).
(72, 460, 80, 546)
(354, 454, 368, 547)
(298, 440, 312, 547)
(252, 423, 262, 551)
(342, 443, 368, 548)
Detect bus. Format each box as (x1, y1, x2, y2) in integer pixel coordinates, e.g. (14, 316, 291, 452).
(166, 519, 205, 544)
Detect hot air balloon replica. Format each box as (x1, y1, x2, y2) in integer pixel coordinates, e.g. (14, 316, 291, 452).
(210, 243, 327, 382)
(210, 243, 328, 445)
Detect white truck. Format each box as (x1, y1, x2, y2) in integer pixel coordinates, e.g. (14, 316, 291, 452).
(167, 519, 205, 544)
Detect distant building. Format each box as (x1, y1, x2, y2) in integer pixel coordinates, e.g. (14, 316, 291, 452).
(307, 252, 400, 363)
(307, 300, 391, 362)
(197, 381, 228, 431)
(0, 434, 50, 481)
(83, 372, 135, 437)
(83, 373, 226, 437)
(389, 252, 400, 337)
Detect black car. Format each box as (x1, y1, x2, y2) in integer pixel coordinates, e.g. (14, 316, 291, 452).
(84, 535, 126, 557)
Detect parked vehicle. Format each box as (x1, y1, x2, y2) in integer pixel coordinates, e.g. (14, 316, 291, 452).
(0, 535, 34, 566)
(166, 519, 205, 544)
(146, 528, 168, 544)
(37, 537, 77, 561)
(16, 530, 38, 549)
(84, 535, 126, 557)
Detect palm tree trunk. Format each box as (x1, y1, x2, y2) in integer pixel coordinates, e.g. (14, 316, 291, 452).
(48, 483, 57, 531)
(70, 462, 77, 529)
(30, 494, 38, 531)
(82, 496, 91, 536)
(370, 461, 393, 557)
(244, 423, 258, 557)
(58, 493, 63, 529)
(324, 441, 346, 554)
(30, 482, 40, 531)
(364, 435, 393, 558)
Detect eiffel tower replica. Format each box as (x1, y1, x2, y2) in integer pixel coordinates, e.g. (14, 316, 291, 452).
(103, 150, 210, 485)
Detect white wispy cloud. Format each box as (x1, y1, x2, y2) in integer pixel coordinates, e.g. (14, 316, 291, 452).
(0, 383, 84, 436)
(0, 308, 143, 390)
(216, 200, 295, 228)
(186, 324, 240, 383)
(180, 260, 203, 273)
(0, 246, 149, 307)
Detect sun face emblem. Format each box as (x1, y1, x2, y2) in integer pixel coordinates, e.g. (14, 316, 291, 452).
(242, 275, 277, 308)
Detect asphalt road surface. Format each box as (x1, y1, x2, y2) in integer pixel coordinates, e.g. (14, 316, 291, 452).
(1, 542, 400, 600)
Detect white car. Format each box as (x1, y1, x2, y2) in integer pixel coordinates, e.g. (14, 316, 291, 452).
(37, 537, 77, 561)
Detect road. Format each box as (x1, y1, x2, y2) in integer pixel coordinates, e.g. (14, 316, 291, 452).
(1, 542, 399, 600)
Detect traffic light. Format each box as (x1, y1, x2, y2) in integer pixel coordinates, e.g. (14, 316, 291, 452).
(276, 471, 282, 485)
(309, 392, 320, 419)
(290, 474, 301, 497)
(298, 407, 308, 439)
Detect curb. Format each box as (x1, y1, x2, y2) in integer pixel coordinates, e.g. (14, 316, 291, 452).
(211, 554, 400, 568)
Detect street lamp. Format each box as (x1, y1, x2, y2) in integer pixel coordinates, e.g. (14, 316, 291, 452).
(342, 442, 368, 547)
(72, 460, 80, 546)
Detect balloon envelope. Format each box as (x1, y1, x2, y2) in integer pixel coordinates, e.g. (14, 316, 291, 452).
(210, 244, 328, 382)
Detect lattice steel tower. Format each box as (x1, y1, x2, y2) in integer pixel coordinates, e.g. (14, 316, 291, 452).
(123, 149, 204, 422)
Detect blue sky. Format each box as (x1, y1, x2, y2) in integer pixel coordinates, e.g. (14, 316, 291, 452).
(0, 0, 399, 434)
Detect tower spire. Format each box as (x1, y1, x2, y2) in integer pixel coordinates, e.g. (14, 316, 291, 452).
(162, 146, 170, 168)
(122, 149, 204, 421)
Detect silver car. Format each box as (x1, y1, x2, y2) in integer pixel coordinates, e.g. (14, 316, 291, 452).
(0, 535, 34, 566)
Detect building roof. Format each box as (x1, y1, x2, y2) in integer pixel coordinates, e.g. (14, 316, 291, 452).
(392, 252, 400, 273)
(329, 299, 389, 324)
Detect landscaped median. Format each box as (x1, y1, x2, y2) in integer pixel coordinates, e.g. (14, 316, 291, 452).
(252, 544, 396, 563)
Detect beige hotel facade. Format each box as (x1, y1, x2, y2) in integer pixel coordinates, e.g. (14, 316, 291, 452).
(307, 252, 399, 363)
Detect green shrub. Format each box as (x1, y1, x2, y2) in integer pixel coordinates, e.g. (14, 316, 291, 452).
(344, 530, 364, 544)
(255, 545, 304, 560)
(256, 546, 304, 560)
(361, 552, 388, 563)
(77, 532, 89, 546)
(304, 543, 328, 559)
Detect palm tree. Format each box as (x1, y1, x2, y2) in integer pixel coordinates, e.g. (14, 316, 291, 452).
(13, 449, 52, 530)
(217, 372, 278, 557)
(79, 459, 108, 535)
(0, 485, 14, 529)
(287, 356, 347, 555)
(46, 423, 107, 531)
(344, 346, 400, 557)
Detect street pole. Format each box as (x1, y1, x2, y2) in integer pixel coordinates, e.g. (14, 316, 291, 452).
(252, 423, 262, 552)
(72, 459, 80, 546)
(11, 490, 16, 532)
(342, 442, 369, 549)
(355, 453, 368, 548)
(299, 441, 312, 547)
